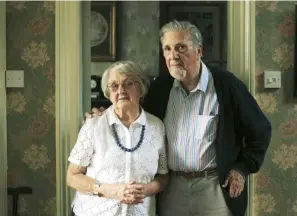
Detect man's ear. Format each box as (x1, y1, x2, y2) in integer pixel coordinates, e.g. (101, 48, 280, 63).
(196, 44, 203, 58)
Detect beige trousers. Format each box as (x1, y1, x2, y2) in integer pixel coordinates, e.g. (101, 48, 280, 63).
(157, 173, 232, 216)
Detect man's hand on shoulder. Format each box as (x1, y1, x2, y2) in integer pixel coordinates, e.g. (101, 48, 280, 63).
(82, 107, 106, 124)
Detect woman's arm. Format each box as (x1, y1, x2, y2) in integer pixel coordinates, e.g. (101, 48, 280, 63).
(67, 162, 135, 200)
(66, 163, 96, 194)
(143, 121, 169, 196)
(68, 118, 142, 201)
(143, 173, 169, 196)
(120, 174, 168, 205)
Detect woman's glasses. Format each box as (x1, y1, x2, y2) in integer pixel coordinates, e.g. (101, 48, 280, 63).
(107, 80, 138, 92)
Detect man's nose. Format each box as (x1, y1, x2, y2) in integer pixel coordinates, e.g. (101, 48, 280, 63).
(168, 50, 179, 60)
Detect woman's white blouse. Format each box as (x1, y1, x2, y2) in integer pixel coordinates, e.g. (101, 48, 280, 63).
(68, 106, 168, 216)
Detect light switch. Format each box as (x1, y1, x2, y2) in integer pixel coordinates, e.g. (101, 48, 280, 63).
(6, 70, 24, 88)
(264, 71, 281, 88)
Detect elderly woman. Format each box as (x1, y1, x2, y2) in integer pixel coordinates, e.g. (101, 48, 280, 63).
(67, 61, 169, 216)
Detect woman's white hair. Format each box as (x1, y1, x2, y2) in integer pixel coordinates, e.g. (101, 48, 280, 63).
(101, 61, 150, 99)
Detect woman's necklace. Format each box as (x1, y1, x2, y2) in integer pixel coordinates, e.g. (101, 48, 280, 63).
(111, 124, 145, 152)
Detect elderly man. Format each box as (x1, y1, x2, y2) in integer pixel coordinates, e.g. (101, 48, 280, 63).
(89, 20, 271, 216)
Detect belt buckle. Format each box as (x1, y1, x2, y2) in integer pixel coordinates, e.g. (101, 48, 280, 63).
(184, 173, 191, 180)
(205, 168, 217, 179)
(184, 172, 195, 180)
(204, 170, 208, 179)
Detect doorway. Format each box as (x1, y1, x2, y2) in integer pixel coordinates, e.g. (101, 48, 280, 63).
(54, 1, 255, 216)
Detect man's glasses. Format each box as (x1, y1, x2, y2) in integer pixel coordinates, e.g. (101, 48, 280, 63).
(107, 80, 138, 92)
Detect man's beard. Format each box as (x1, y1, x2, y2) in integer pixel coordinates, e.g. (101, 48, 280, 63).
(169, 67, 186, 80)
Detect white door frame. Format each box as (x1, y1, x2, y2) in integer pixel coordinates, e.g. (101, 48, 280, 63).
(55, 2, 83, 216)
(55, 1, 256, 216)
(227, 1, 256, 216)
(0, 1, 7, 216)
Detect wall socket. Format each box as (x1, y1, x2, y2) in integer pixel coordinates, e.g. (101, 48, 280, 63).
(6, 70, 24, 88)
(264, 70, 281, 88)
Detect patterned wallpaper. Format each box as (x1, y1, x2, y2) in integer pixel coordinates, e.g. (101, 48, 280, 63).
(91, 1, 160, 77)
(5, 1, 297, 216)
(254, 2, 297, 216)
(6, 1, 56, 216)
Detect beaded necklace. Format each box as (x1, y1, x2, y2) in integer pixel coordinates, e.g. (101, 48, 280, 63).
(111, 124, 145, 152)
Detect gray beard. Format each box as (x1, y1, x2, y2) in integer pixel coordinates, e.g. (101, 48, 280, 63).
(170, 68, 186, 80)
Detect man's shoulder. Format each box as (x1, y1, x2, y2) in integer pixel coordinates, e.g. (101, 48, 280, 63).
(85, 107, 111, 127)
(86, 114, 106, 125)
(207, 65, 246, 88)
(208, 65, 237, 80)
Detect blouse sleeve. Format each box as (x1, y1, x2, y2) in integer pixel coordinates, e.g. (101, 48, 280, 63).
(157, 123, 169, 174)
(68, 118, 95, 166)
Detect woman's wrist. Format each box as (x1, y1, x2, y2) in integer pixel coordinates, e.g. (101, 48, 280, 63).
(91, 180, 102, 196)
(146, 174, 168, 196)
(96, 183, 125, 200)
(95, 183, 108, 197)
(145, 181, 159, 197)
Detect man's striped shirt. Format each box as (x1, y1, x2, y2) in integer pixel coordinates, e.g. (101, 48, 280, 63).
(164, 62, 219, 171)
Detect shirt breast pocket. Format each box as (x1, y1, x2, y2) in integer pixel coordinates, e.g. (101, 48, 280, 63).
(193, 115, 218, 142)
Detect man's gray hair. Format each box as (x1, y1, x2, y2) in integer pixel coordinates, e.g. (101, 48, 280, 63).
(101, 60, 150, 99)
(160, 20, 203, 46)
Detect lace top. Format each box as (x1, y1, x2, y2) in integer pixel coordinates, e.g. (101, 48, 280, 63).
(68, 106, 168, 216)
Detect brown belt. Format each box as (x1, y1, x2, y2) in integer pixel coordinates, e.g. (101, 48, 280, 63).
(170, 168, 217, 179)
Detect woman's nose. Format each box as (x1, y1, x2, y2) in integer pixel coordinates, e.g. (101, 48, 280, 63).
(117, 84, 126, 93)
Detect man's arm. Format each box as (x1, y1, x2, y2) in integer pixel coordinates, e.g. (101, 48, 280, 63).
(143, 73, 174, 119)
(230, 74, 272, 178)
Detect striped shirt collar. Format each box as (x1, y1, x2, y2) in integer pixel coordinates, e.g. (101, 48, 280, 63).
(107, 105, 146, 126)
(173, 61, 210, 93)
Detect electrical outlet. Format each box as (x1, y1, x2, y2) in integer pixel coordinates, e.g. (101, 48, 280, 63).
(264, 71, 281, 88)
(6, 70, 24, 88)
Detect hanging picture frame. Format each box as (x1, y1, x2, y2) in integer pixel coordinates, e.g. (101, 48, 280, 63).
(90, 1, 117, 62)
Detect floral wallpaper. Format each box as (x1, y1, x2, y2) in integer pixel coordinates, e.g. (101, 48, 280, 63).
(91, 1, 160, 77)
(5, 1, 297, 216)
(254, 1, 297, 216)
(6, 1, 56, 216)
